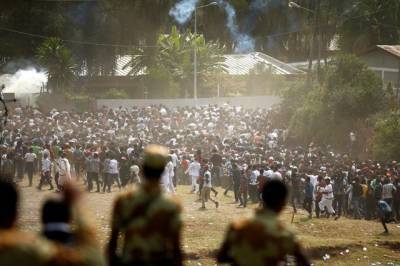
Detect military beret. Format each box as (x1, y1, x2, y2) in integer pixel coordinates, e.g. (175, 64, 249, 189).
(143, 144, 169, 169)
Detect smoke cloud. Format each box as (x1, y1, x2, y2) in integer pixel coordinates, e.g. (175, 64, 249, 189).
(215, 0, 255, 53)
(169, 0, 260, 53)
(169, 0, 200, 25)
(0, 68, 47, 95)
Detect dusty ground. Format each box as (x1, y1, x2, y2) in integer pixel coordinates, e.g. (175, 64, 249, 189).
(17, 178, 400, 266)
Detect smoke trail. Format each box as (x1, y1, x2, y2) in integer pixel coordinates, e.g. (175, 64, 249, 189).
(169, 0, 257, 53)
(216, 0, 255, 53)
(0, 68, 47, 95)
(169, 0, 200, 25)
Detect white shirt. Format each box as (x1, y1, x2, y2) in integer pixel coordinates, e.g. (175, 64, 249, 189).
(127, 147, 134, 156)
(130, 165, 140, 175)
(322, 184, 334, 199)
(25, 153, 37, 162)
(109, 159, 119, 174)
(171, 153, 179, 167)
(382, 183, 396, 199)
(264, 169, 274, 179)
(271, 171, 283, 181)
(163, 161, 174, 179)
(204, 170, 212, 188)
(42, 158, 51, 172)
(187, 161, 201, 177)
(308, 175, 318, 188)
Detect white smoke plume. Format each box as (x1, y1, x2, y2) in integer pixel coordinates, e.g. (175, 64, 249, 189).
(169, 0, 200, 25)
(0, 68, 47, 95)
(169, 0, 257, 53)
(216, 0, 256, 53)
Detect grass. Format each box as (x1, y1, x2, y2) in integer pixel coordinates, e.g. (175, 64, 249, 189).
(17, 179, 400, 266)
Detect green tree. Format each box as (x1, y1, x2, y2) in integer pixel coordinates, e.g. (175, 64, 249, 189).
(125, 26, 225, 98)
(37, 37, 76, 94)
(339, 0, 400, 53)
(373, 111, 400, 161)
(288, 54, 384, 146)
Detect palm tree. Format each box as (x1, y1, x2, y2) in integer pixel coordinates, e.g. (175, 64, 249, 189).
(157, 26, 226, 97)
(37, 37, 76, 94)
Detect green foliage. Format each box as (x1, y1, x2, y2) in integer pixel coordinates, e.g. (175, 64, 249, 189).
(36, 38, 76, 94)
(339, 0, 400, 53)
(247, 63, 286, 95)
(124, 26, 226, 98)
(373, 111, 400, 161)
(288, 54, 384, 145)
(104, 88, 129, 99)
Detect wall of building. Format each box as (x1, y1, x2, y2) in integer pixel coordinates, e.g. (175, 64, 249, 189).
(97, 96, 282, 109)
(360, 50, 400, 88)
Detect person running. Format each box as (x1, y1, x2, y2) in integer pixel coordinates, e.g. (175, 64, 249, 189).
(38, 153, 54, 191)
(303, 175, 314, 218)
(107, 145, 183, 266)
(319, 177, 337, 219)
(186, 158, 201, 193)
(217, 180, 310, 266)
(57, 153, 71, 192)
(201, 167, 219, 209)
(24, 148, 37, 187)
(86, 152, 101, 192)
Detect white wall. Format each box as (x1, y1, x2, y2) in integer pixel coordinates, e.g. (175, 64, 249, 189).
(97, 96, 282, 109)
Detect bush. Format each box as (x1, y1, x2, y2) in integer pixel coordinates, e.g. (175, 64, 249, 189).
(287, 54, 384, 147)
(373, 111, 400, 161)
(104, 88, 129, 99)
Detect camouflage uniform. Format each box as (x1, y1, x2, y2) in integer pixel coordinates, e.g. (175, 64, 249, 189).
(218, 209, 301, 266)
(111, 186, 182, 265)
(0, 230, 54, 266)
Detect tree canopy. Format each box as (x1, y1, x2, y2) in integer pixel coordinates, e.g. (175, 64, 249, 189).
(1, 0, 399, 72)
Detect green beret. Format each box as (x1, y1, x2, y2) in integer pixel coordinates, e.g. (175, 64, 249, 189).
(143, 145, 169, 170)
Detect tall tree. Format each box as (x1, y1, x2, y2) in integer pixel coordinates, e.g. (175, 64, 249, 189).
(339, 0, 400, 52)
(37, 38, 76, 94)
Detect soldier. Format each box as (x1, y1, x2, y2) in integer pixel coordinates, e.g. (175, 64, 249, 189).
(0, 180, 55, 266)
(107, 145, 183, 266)
(217, 180, 311, 266)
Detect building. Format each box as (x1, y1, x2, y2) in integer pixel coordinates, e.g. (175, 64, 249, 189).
(78, 52, 304, 98)
(222, 52, 305, 76)
(358, 45, 400, 89)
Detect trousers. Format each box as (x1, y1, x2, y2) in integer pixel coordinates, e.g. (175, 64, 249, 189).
(319, 198, 335, 214)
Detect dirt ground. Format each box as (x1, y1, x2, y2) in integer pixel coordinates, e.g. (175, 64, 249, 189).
(17, 178, 400, 266)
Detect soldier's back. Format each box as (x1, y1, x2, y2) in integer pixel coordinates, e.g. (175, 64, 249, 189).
(111, 185, 182, 264)
(219, 209, 298, 266)
(0, 229, 54, 266)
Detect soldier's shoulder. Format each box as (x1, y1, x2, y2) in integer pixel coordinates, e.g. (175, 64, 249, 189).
(0, 230, 55, 263)
(163, 193, 182, 210)
(114, 188, 139, 204)
(231, 217, 253, 231)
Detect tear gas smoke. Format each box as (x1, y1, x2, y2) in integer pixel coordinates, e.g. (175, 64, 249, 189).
(169, 0, 262, 53)
(0, 68, 47, 95)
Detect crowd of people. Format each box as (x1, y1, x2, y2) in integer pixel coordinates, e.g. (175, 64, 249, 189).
(1, 105, 399, 222)
(0, 103, 399, 265)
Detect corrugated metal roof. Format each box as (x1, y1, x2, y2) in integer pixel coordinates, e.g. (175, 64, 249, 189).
(377, 45, 400, 58)
(81, 52, 304, 77)
(222, 52, 305, 76)
(114, 55, 147, 76)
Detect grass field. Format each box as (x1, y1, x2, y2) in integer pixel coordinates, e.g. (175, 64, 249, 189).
(17, 180, 400, 266)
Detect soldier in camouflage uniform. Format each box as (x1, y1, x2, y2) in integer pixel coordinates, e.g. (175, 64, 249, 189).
(217, 180, 310, 266)
(107, 144, 183, 266)
(0, 180, 55, 266)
